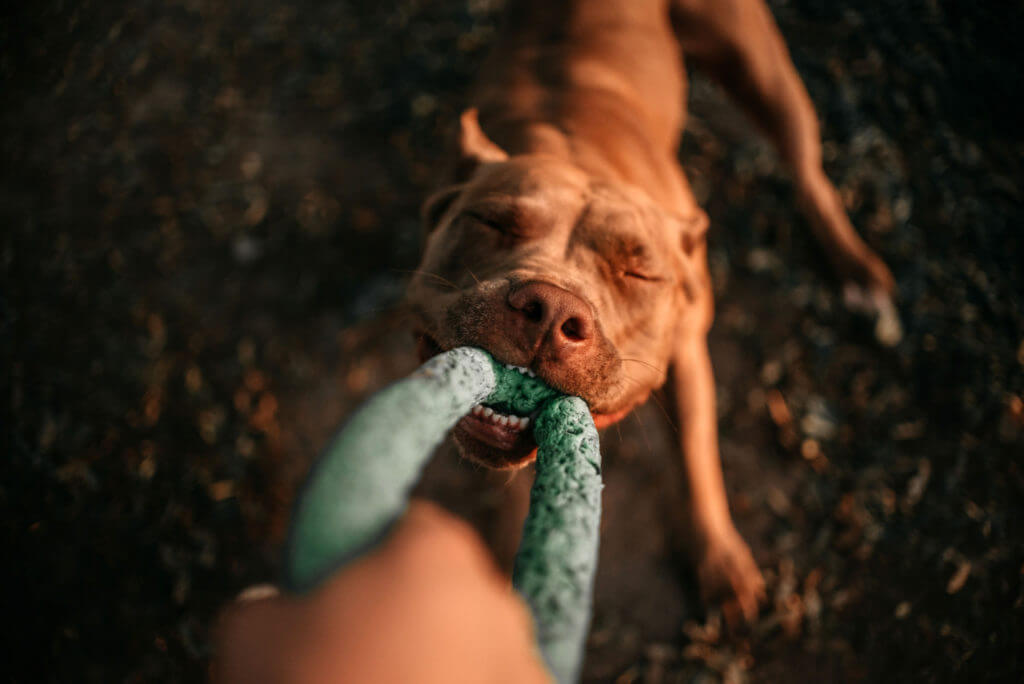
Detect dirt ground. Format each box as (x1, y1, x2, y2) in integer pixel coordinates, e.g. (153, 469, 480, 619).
(3, 1, 1023, 681)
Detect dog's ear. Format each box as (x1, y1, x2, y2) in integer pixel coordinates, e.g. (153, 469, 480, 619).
(676, 210, 710, 302)
(679, 209, 709, 254)
(421, 109, 507, 233)
(455, 108, 508, 178)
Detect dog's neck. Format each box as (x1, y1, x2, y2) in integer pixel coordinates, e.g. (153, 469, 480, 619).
(490, 117, 693, 209)
(469, 0, 698, 215)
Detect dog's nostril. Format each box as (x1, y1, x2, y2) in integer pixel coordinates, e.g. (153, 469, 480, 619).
(508, 280, 594, 353)
(560, 317, 586, 341)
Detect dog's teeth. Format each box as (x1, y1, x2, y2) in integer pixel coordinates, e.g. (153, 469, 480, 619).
(472, 406, 531, 430)
(504, 364, 536, 378)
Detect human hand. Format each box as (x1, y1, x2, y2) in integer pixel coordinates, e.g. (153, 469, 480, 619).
(213, 500, 551, 684)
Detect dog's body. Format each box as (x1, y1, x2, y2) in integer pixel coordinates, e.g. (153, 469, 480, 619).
(407, 0, 894, 621)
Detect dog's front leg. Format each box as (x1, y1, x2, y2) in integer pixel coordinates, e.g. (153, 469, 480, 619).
(670, 331, 765, 625)
(671, 0, 895, 301)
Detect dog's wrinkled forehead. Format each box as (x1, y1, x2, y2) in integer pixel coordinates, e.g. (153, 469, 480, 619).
(453, 156, 681, 248)
(455, 155, 589, 232)
(416, 151, 707, 305)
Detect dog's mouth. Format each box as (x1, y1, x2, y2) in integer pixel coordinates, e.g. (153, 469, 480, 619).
(415, 331, 633, 468)
(457, 395, 540, 468)
(416, 332, 540, 467)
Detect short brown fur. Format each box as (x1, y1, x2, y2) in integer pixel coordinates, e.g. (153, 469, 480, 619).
(407, 0, 894, 624)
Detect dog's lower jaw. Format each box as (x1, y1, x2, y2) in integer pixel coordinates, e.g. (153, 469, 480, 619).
(453, 423, 539, 469)
(592, 403, 639, 429)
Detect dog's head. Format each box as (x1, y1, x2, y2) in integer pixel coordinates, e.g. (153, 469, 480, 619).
(407, 109, 707, 468)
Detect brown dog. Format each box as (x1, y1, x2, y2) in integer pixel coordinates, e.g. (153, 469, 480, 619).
(406, 0, 894, 624)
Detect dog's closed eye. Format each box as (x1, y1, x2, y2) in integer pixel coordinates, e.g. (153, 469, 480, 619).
(616, 244, 666, 283)
(622, 269, 662, 282)
(465, 211, 506, 232)
(461, 204, 546, 241)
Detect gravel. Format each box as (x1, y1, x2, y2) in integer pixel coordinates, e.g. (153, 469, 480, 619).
(3, 0, 1022, 681)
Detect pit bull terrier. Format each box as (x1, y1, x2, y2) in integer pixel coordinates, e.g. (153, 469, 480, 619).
(406, 0, 895, 624)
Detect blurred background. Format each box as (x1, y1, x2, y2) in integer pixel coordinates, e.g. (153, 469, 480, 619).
(3, 0, 1022, 681)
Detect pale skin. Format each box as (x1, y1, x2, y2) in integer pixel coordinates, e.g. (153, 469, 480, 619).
(213, 501, 551, 684)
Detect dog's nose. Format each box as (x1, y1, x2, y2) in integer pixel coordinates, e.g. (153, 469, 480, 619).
(507, 280, 595, 357)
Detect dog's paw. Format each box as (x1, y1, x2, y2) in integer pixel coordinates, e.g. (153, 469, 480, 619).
(842, 283, 903, 347)
(836, 246, 894, 295)
(695, 527, 765, 627)
(235, 583, 280, 603)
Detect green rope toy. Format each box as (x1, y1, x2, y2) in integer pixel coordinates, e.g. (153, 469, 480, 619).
(284, 347, 603, 683)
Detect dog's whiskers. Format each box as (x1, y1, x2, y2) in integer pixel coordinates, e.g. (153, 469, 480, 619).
(393, 268, 460, 291)
(619, 371, 646, 388)
(632, 406, 655, 457)
(619, 370, 678, 436)
(647, 390, 678, 435)
(464, 266, 482, 287)
(621, 357, 665, 375)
